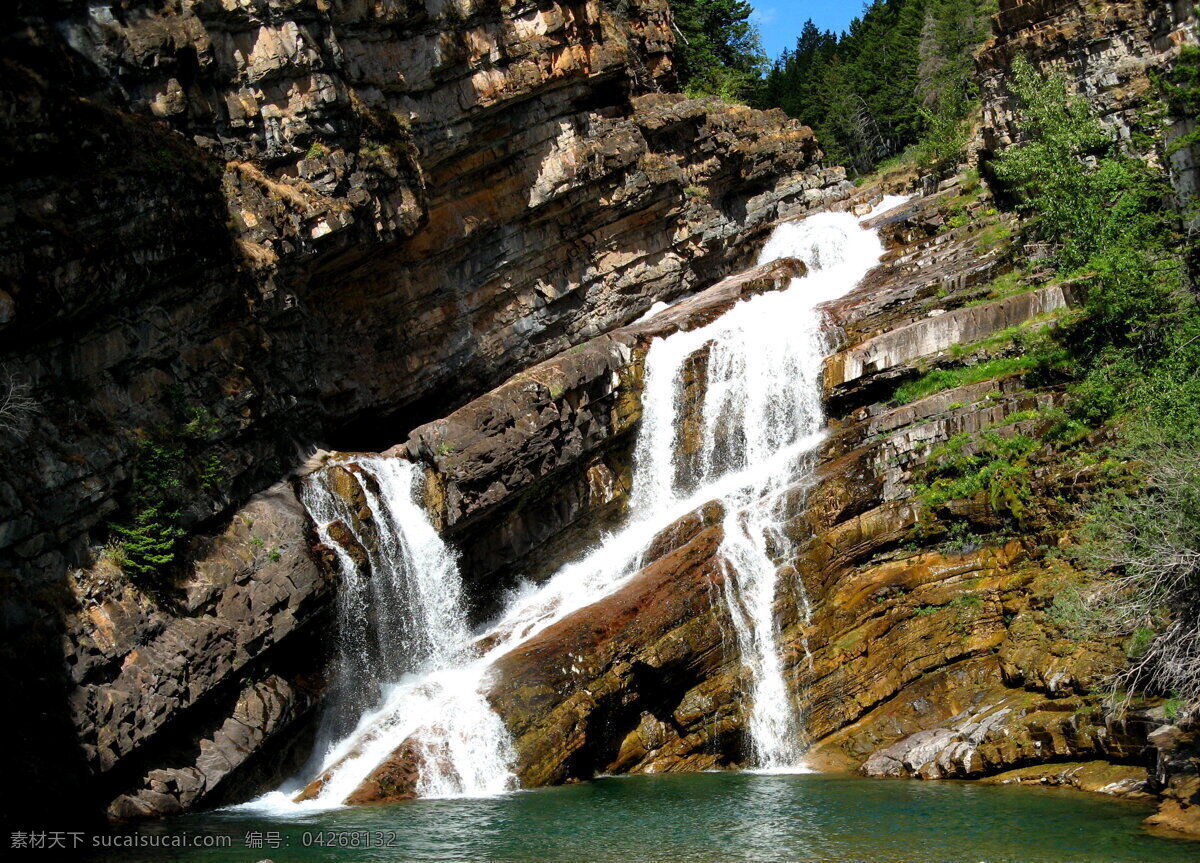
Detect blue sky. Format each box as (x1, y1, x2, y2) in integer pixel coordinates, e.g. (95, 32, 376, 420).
(751, 2, 865, 61)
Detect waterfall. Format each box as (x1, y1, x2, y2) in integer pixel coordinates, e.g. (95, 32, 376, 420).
(627, 202, 904, 769)
(292, 458, 481, 780)
(249, 197, 904, 812)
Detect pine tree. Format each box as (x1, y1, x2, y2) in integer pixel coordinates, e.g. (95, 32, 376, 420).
(755, 0, 997, 174)
(672, 0, 766, 100)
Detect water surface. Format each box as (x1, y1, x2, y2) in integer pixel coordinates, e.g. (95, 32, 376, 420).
(94, 772, 1195, 862)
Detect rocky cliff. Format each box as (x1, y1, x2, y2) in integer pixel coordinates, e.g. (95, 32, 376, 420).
(4, 0, 1198, 840)
(978, 0, 1199, 206)
(320, 167, 1196, 834)
(0, 0, 847, 824)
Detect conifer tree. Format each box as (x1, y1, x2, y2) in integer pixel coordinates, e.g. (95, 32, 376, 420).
(756, 0, 997, 174)
(671, 0, 766, 100)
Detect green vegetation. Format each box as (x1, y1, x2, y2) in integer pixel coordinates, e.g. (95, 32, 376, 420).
(942, 520, 984, 553)
(963, 269, 1033, 306)
(915, 431, 1040, 523)
(945, 312, 1062, 359)
(757, 0, 996, 174)
(1159, 44, 1200, 165)
(108, 405, 224, 581)
(919, 55, 1200, 706)
(973, 221, 1013, 254)
(672, 0, 765, 102)
(1075, 426, 1200, 705)
(893, 357, 1035, 404)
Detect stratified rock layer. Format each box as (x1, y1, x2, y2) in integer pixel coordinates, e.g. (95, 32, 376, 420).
(397, 257, 805, 610)
(1, 0, 846, 821)
(346, 500, 741, 806)
(977, 0, 1199, 206)
(1, 1, 845, 585)
(339, 176, 1195, 837)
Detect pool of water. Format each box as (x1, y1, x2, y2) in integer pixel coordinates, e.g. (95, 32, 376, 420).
(92, 772, 1195, 862)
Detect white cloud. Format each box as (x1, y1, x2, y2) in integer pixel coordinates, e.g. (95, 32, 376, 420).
(752, 6, 779, 26)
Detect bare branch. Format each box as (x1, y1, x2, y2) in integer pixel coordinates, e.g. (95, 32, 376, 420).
(0, 369, 38, 439)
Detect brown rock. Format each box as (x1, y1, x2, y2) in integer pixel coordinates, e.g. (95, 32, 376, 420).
(1, 0, 845, 821)
(344, 741, 424, 807)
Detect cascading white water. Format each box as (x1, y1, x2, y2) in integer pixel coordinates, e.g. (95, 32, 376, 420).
(250, 197, 905, 813)
(294, 458, 474, 759)
(627, 200, 907, 769)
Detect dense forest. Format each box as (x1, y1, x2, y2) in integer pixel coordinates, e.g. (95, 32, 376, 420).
(675, 0, 997, 174)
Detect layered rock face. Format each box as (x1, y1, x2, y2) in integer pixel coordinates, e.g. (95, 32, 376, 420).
(397, 256, 804, 610)
(977, 0, 1199, 204)
(1, 0, 844, 586)
(94, 486, 331, 820)
(342, 500, 740, 806)
(8, 0, 1197, 837)
(266, 1, 1197, 832)
(315, 259, 812, 804)
(0, 0, 845, 823)
(332, 174, 1192, 835)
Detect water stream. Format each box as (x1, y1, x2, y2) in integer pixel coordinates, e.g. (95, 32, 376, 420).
(250, 197, 906, 812)
(106, 773, 1198, 863)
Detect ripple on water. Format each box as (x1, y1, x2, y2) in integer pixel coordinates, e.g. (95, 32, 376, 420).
(96, 772, 1196, 863)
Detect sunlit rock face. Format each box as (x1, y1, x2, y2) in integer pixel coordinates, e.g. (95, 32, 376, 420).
(977, 0, 1199, 205)
(0, 0, 847, 822)
(11, 0, 1197, 836)
(1, 0, 845, 585)
(343, 182, 1173, 822)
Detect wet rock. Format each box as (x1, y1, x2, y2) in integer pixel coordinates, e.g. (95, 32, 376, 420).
(343, 741, 424, 807)
(486, 511, 738, 787)
(345, 502, 742, 805)
(109, 675, 317, 820)
(393, 260, 803, 610)
(1, 0, 843, 820)
(0, 287, 14, 325)
(857, 693, 1141, 781)
(62, 485, 332, 818)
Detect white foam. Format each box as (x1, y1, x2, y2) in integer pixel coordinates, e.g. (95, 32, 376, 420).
(248, 200, 903, 813)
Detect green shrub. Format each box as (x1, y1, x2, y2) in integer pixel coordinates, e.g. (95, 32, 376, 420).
(1073, 423, 1200, 705)
(915, 431, 1040, 522)
(893, 356, 1035, 404)
(916, 91, 974, 174)
(974, 221, 1013, 254)
(112, 501, 186, 577)
(993, 56, 1187, 371)
(1159, 44, 1200, 160)
(943, 519, 984, 553)
(108, 404, 224, 582)
(993, 54, 1200, 710)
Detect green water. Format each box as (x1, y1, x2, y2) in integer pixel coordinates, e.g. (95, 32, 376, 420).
(92, 772, 1196, 863)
